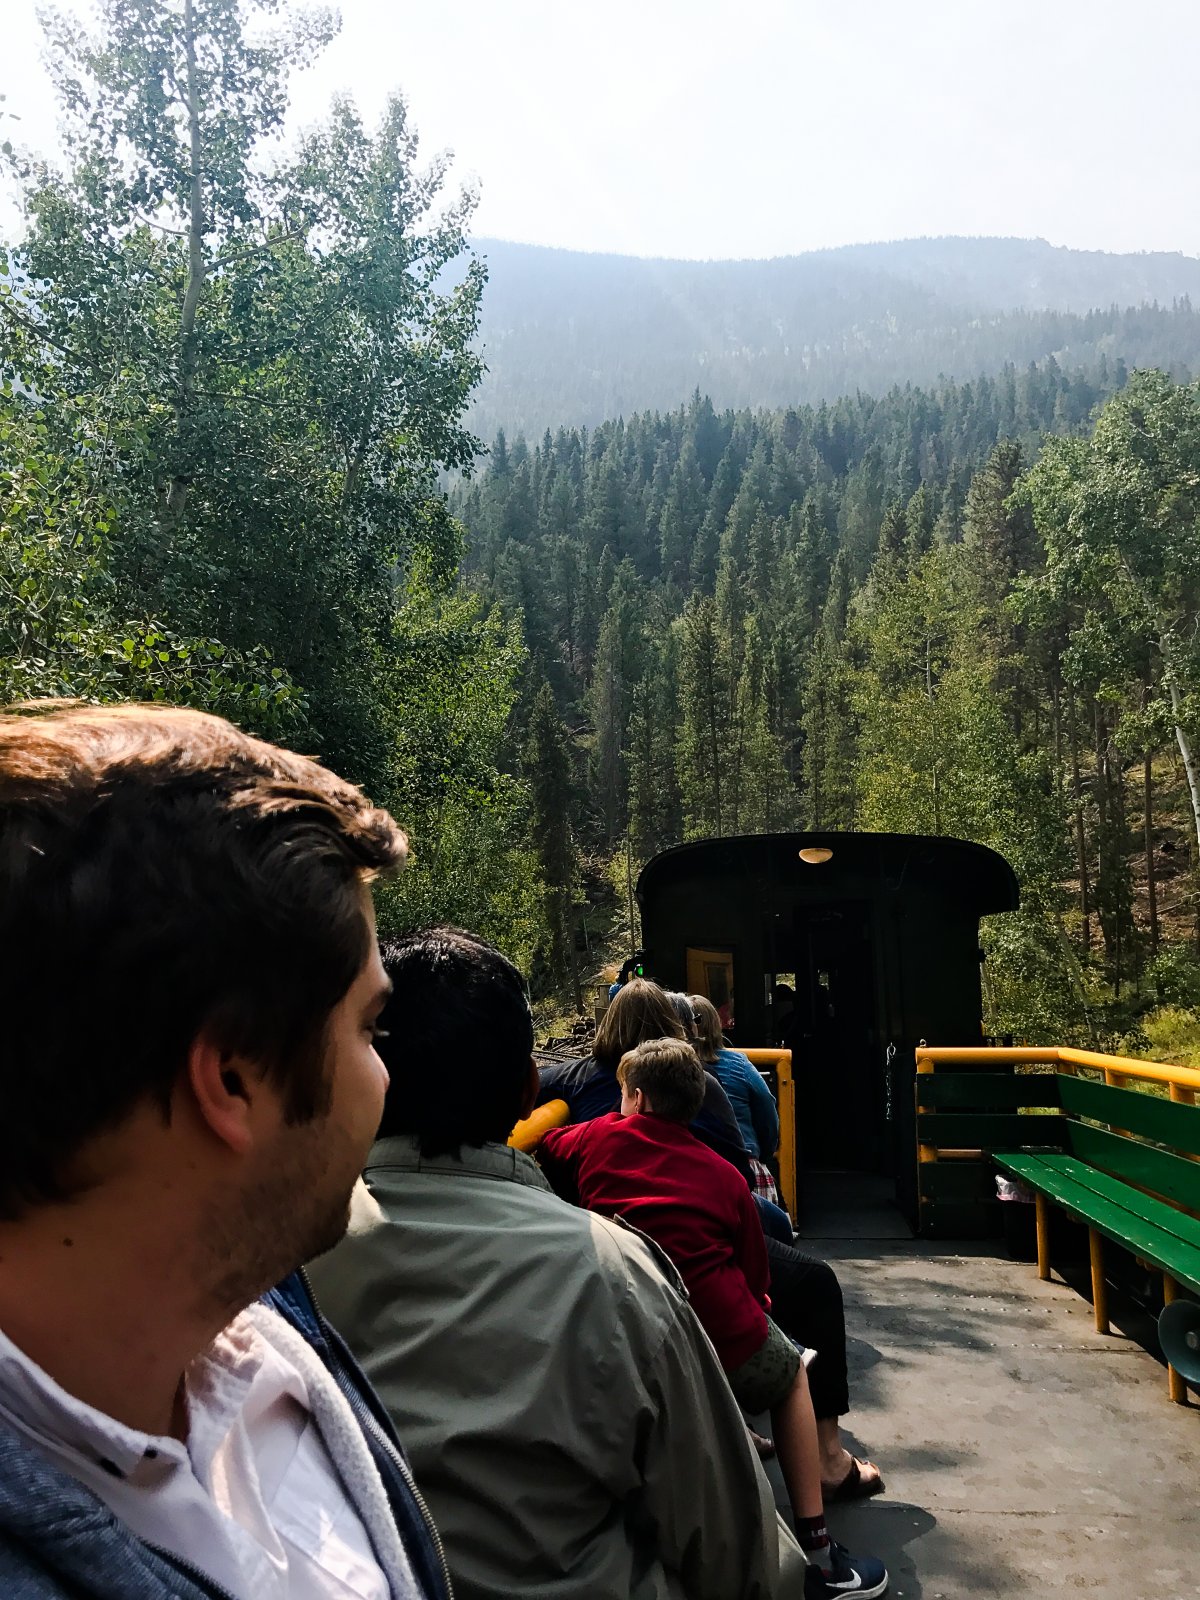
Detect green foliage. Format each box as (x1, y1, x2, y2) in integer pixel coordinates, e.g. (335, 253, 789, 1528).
(0, 397, 303, 732)
(1147, 946, 1200, 1010)
(2, 0, 486, 794)
(2, 0, 544, 958)
(1136, 1006, 1200, 1071)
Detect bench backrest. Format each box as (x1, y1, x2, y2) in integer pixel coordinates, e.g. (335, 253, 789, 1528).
(1058, 1075, 1200, 1219)
(915, 1068, 1065, 1236)
(916, 1066, 1200, 1236)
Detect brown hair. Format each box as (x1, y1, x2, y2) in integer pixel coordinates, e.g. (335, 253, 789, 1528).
(617, 1038, 706, 1123)
(0, 702, 408, 1218)
(594, 978, 685, 1068)
(688, 993, 725, 1064)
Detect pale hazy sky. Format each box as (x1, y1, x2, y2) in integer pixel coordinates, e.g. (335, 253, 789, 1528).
(5, 0, 1200, 260)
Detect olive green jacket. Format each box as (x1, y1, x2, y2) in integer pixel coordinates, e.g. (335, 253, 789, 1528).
(308, 1136, 805, 1600)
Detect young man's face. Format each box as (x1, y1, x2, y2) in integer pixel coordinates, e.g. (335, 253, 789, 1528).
(221, 894, 392, 1296)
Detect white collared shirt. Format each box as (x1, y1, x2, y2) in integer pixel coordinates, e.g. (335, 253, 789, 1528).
(0, 1306, 407, 1600)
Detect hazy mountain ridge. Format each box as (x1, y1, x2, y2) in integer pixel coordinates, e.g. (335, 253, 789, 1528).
(466, 235, 1200, 437)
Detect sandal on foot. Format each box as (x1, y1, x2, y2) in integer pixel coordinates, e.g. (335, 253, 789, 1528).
(822, 1456, 884, 1503)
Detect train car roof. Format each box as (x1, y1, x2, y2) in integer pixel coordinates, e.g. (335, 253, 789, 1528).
(636, 831, 1020, 916)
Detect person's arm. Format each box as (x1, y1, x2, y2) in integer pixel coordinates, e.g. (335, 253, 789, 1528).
(631, 1287, 786, 1599)
(743, 1058, 780, 1159)
(538, 1120, 596, 1204)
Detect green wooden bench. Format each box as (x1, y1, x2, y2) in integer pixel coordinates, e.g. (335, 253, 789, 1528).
(917, 1064, 1200, 1403)
(995, 1073, 1200, 1403)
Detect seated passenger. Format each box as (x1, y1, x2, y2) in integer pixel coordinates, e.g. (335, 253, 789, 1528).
(690, 993, 782, 1200)
(307, 927, 807, 1600)
(608, 954, 639, 1000)
(540, 1041, 888, 1600)
(538, 977, 752, 1179)
(0, 704, 448, 1600)
(547, 980, 882, 1501)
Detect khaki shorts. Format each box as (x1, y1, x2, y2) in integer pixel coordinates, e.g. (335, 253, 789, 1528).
(727, 1316, 803, 1413)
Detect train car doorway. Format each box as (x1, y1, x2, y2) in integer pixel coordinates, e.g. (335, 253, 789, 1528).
(787, 901, 885, 1174)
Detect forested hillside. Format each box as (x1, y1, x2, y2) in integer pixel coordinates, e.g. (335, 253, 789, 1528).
(455, 364, 1200, 1054)
(466, 237, 1200, 436)
(4, 0, 1199, 1059)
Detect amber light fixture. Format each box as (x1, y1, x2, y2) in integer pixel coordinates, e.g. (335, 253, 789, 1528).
(798, 846, 833, 864)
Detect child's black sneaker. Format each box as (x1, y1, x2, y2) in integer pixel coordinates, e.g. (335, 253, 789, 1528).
(803, 1539, 888, 1598)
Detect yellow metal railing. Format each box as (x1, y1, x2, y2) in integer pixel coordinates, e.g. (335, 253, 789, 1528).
(744, 1048, 796, 1221)
(915, 1045, 1200, 1100)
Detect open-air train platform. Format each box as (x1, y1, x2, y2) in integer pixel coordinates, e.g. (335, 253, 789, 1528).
(770, 1178, 1198, 1599)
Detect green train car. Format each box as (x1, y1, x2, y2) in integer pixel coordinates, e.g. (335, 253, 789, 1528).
(636, 831, 1019, 1230)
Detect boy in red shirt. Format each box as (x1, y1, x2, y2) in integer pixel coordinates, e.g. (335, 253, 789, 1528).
(540, 1040, 887, 1600)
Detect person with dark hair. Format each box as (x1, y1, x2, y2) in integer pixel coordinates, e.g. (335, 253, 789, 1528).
(0, 702, 449, 1600)
(308, 927, 808, 1600)
(540, 1041, 888, 1600)
(608, 954, 640, 1001)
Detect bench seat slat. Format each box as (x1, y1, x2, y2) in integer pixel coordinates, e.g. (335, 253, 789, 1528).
(1068, 1122, 1200, 1216)
(998, 1151, 1200, 1250)
(1017, 1153, 1200, 1251)
(995, 1152, 1200, 1295)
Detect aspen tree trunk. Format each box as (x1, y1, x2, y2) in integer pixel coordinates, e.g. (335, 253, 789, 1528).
(1167, 676, 1200, 862)
(1144, 751, 1159, 957)
(162, 0, 206, 528)
(1067, 684, 1091, 954)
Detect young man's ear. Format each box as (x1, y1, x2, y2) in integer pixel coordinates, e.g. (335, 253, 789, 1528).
(519, 1057, 539, 1121)
(184, 1034, 258, 1155)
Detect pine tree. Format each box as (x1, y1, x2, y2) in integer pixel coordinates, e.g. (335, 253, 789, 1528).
(524, 682, 581, 1008)
(675, 595, 731, 837)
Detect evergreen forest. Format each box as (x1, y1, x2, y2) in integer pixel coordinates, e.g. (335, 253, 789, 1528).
(2, 0, 1199, 1063)
(455, 369, 1200, 1058)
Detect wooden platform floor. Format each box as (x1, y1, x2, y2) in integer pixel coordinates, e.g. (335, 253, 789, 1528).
(778, 1182, 1199, 1598)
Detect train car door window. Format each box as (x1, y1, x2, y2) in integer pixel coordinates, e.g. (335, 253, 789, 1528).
(686, 946, 735, 1029)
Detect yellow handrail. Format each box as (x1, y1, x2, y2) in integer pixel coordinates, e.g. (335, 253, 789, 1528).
(914, 1044, 1200, 1097)
(743, 1048, 796, 1221)
(508, 1098, 569, 1152)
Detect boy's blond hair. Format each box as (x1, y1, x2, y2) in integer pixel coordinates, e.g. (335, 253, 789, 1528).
(617, 1038, 706, 1123)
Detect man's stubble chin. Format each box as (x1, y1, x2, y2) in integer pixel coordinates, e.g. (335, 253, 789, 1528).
(200, 1118, 360, 1319)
